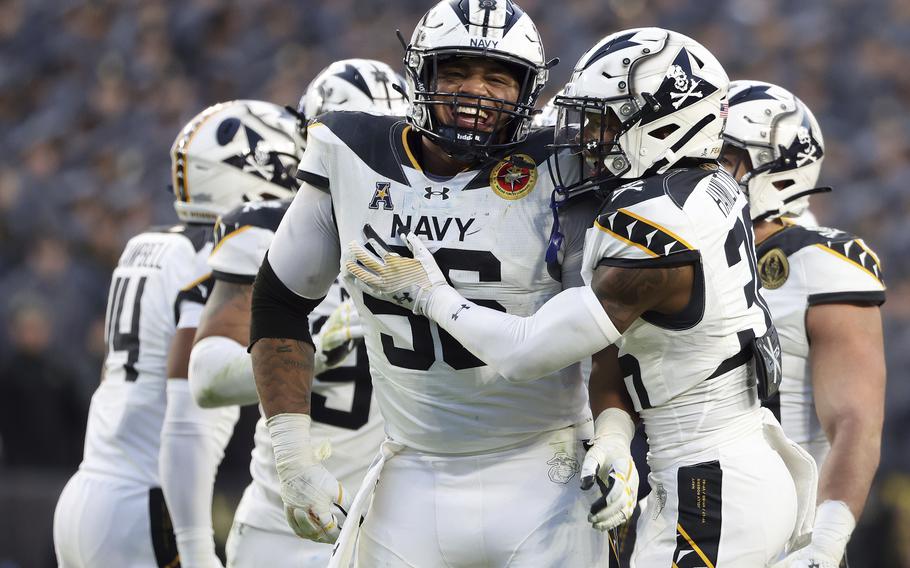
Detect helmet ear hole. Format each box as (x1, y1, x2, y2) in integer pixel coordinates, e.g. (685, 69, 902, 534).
(773, 179, 795, 190)
(647, 124, 679, 139)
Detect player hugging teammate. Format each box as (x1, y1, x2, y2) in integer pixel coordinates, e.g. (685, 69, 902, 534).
(54, 1, 884, 568)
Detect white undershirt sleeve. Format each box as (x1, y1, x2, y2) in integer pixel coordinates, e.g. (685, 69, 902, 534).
(266, 182, 340, 299)
(159, 379, 239, 568)
(424, 284, 621, 382)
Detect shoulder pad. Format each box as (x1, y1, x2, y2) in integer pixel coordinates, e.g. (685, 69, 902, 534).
(761, 224, 885, 291)
(173, 274, 215, 323)
(605, 164, 718, 212)
(592, 206, 698, 266)
(307, 111, 410, 185)
(210, 201, 289, 283)
(216, 200, 289, 241)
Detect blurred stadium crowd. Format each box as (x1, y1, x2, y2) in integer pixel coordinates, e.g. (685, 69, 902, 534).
(1, 0, 908, 566)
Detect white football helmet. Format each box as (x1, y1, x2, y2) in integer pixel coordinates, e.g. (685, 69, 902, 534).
(723, 80, 828, 221)
(170, 100, 303, 223)
(531, 87, 566, 130)
(297, 58, 409, 123)
(404, 0, 549, 159)
(552, 28, 729, 196)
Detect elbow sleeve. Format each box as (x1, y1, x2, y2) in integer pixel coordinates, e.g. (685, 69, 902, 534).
(250, 257, 325, 350)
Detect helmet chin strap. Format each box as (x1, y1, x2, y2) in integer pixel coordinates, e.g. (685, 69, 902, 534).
(657, 148, 678, 174)
(432, 125, 495, 163)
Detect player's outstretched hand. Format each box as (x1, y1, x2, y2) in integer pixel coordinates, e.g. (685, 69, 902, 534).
(268, 414, 352, 543)
(343, 225, 446, 315)
(580, 408, 639, 532)
(314, 298, 363, 373)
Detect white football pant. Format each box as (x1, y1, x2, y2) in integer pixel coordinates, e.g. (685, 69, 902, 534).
(631, 429, 798, 567)
(355, 423, 607, 567)
(54, 472, 179, 568)
(226, 521, 331, 567)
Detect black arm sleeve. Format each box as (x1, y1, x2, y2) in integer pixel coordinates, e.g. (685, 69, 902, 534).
(249, 257, 325, 350)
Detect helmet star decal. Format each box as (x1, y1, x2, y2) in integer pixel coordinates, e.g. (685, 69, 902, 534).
(581, 31, 642, 70)
(728, 84, 777, 106)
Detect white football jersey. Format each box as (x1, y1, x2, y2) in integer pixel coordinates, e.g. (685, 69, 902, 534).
(295, 112, 593, 454)
(209, 199, 385, 533)
(581, 165, 773, 459)
(756, 223, 885, 465)
(80, 224, 213, 486)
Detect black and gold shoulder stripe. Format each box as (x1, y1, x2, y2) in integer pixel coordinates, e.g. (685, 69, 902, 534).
(759, 224, 884, 286)
(595, 208, 695, 261)
(816, 238, 884, 286)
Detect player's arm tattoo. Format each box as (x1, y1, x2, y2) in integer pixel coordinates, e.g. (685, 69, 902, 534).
(251, 338, 314, 417)
(591, 264, 693, 332)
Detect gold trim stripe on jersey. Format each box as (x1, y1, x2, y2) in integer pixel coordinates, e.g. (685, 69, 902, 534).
(618, 208, 695, 251)
(401, 125, 422, 171)
(210, 225, 254, 257)
(594, 220, 660, 258)
(181, 272, 213, 292)
(814, 243, 883, 285)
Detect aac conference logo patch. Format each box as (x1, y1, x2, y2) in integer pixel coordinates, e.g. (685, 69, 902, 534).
(759, 247, 789, 289)
(490, 153, 537, 200)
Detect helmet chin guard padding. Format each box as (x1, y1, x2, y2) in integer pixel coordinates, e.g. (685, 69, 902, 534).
(550, 28, 729, 197)
(403, 0, 549, 161)
(170, 100, 304, 224)
(723, 80, 828, 221)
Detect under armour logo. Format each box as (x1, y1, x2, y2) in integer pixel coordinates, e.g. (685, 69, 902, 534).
(808, 562, 819, 568)
(424, 186, 451, 200)
(452, 304, 470, 320)
(393, 292, 413, 304)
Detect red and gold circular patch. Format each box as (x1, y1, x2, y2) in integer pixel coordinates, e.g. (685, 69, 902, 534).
(489, 153, 538, 200)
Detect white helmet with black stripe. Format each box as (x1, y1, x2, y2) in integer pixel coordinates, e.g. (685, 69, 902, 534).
(551, 28, 729, 196)
(723, 80, 827, 221)
(170, 100, 303, 223)
(403, 0, 550, 159)
(297, 58, 409, 123)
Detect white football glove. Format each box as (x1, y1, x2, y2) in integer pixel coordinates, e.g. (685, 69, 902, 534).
(267, 413, 352, 543)
(313, 298, 363, 375)
(580, 408, 639, 531)
(769, 500, 855, 568)
(343, 227, 446, 316)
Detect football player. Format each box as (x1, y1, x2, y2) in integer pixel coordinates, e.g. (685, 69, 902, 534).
(185, 59, 409, 567)
(720, 81, 886, 568)
(248, 1, 608, 566)
(53, 101, 302, 568)
(345, 28, 819, 566)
